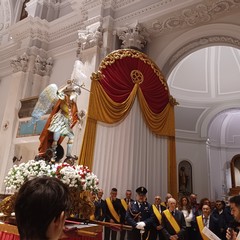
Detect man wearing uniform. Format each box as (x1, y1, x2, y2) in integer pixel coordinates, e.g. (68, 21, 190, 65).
(104, 188, 122, 240)
(120, 190, 134, 240)
(126, 186, 155, 240)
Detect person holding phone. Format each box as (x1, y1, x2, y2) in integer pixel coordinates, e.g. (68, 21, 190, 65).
(226, 195, 240, 240)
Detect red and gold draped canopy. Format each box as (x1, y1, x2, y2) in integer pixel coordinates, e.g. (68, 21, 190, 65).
(79, 49, 177, 196)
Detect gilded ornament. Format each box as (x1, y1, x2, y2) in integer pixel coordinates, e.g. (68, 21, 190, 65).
(99, 49, 168, 89)
(130, 70, 144, 84)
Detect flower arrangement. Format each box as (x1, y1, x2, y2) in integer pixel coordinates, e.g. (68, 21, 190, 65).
(54, 163, 99, 192)
(4, 160, 99, 193)
(2, 160, 99, 218)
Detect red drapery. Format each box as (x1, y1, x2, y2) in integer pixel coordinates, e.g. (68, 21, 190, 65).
(0, 232, 19, 240)
(99, 56, 169, 113)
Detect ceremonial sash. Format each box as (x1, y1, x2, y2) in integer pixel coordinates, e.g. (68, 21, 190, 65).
(106, 198, 120, 223)
(163, 209, 180, 233)
(152, 205, 162, 224)
(161, 202, 166, 208)
(121, 199, 128, 211)
(196, 215, 210, 240)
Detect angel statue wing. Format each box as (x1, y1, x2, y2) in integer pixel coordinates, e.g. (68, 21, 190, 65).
(30, 84, 59, 124)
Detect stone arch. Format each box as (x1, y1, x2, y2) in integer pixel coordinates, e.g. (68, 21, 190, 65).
(157, 24, 240, 78)
(200, 104, 240, 139)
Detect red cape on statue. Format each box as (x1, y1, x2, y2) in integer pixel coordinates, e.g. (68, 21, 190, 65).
(38, 99, 78, 156)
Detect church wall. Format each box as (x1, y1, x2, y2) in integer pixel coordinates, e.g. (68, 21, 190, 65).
(208, 146, 240, 200)
(176, 139, 209, 200)
(58, 1, 73, 18)
(49, 50, 77, 86)
(208, 146, 228, 201)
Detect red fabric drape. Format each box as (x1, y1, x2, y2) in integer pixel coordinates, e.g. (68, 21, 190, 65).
(100, 57, 169, 113)
(0, 232, 19, 240)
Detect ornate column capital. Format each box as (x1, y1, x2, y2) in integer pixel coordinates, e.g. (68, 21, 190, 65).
(77, 26, 103, 57)
(10, 53, 29, 73)
(116, 23, 150, 50)
(34, 55, 53, 76)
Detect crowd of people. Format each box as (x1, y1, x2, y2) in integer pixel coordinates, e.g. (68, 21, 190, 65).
(91, 188, 240, 240)
(14, 176, 240, 240)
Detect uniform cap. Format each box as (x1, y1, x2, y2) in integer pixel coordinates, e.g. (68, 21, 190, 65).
(136, 186, 147, 195)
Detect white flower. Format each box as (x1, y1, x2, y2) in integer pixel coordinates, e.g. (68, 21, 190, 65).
(4, 160, 99, 193)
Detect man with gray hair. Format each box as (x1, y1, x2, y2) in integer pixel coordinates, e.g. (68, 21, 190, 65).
(162, 197, 186, 239)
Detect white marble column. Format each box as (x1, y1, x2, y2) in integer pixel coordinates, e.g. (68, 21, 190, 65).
(0, 72, 27, 192)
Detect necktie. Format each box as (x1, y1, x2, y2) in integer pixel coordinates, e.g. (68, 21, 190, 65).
(204, 217, 208, 226)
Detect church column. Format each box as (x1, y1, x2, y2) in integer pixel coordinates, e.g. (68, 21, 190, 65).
(0, 55, 30, 192)
(72, 23, 103, 156)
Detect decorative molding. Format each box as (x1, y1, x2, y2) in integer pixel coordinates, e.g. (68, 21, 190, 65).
(77, 25, 103, 54)
(116, 22, 150, 50)
(163, 35, 240, 75)
(149, 0, 240, 34)
(9, 17, 50, 43)
(10, 52, 29, 73)
(0, 43, 20, 63)
(34, 55, 53, 76)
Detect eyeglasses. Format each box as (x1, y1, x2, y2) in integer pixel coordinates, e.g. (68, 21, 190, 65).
(155, 198, 161, 200)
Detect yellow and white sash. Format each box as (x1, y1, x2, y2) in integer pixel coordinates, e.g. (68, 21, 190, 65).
(106, 198, 120, 223)
(196, 215, 210, 240)
(152, 205, 162, 224)
(121, 199, 128, 211)
(163, 209, 180, 233)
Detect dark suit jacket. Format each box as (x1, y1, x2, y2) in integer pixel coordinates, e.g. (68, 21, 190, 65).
(152, 204, 167, 228)
(120, 198, 134, 223)
(104, 198, 123, 223)
(94, 198, 106, 221)
(195, 214, 219, 240)
(162, 209, 186, 240)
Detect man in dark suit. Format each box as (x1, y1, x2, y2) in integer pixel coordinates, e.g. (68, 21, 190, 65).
(104, 188, 123, 240)
(94, 189, 106, 221)
(162, 197, 186, 240)
(120, 190, 134, 240)
(150, 195, 166, 240)
(212, 200, 233, 240)
(196, 204, 218, 240)
(126, 186, 155, 240)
